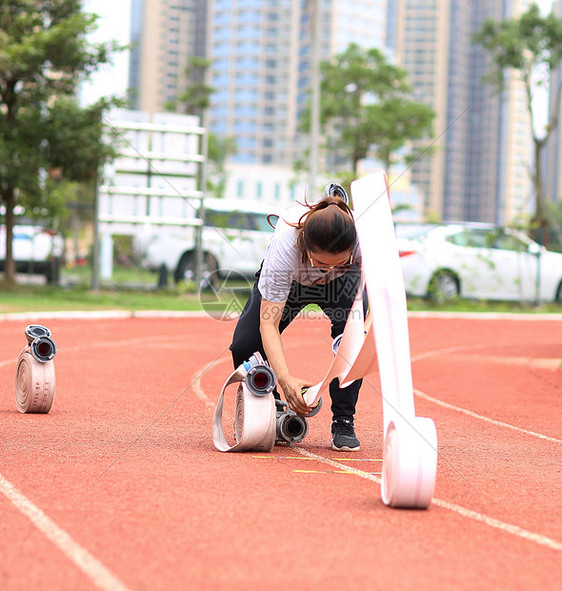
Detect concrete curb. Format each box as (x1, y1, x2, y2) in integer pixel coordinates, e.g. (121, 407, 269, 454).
(1, 309, 561, 321)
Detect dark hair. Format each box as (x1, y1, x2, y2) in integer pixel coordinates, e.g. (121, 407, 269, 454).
(292, 195, 356, 255)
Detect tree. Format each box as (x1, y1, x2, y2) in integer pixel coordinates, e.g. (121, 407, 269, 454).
(166, 55, 236, 197)
(206, 134, 237, 197)
(303, 43, 435, 174)
(165, 56, 215, 116)
(0, 0, 122, 285)
(473, 3, 562, 245)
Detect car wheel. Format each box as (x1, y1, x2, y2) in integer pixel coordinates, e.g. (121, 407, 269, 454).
(44, 258, 60, 286)
(175, 252, 218, 291)
(427, 270, 459, 303)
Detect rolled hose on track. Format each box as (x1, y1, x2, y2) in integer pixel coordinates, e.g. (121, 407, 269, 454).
(381, 417, 437, 509)
(213, 354, 277, 452)
(15, 325, 57, 414)
(213, 353, 321, 452)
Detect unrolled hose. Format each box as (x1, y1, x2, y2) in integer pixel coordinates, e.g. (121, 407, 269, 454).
(351, 172, 438, 509)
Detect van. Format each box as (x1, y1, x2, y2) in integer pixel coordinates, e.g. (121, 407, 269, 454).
(0, 211, 64, 285)
(135, 198, 279, 287)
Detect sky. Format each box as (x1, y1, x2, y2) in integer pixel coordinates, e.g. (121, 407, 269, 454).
(79, 0, 132, 106)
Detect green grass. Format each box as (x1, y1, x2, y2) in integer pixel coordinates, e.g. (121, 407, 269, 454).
(405, 296, 562, 314)
(0, 264, 204, 313)
(0, 284, 205, 313)
(0, 264, 560, 315)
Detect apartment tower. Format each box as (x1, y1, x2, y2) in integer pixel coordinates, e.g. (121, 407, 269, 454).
(129, 0, 196, 113)
(128, 0, 535, 223)
(205, 0, 388, 166)
(390, 0, 533, 224)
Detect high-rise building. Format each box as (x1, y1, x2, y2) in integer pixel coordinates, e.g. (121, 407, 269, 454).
(390, 0, 533, 224)
(128, 0, 535, 222)
(206, 0, 388, 166)
(128, 0, 196, 113)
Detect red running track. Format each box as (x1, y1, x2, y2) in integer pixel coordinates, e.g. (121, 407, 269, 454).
(0, 311, 561, 590)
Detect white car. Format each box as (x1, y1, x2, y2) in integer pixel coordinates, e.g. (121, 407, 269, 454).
(135, 198, 278, 287)
(395, 223, 562, 303)
(0, 218, 65, 284)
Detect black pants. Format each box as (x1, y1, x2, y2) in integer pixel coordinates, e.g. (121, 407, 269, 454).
(230, 265, 363, 420)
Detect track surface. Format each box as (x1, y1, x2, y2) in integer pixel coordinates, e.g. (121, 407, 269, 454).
(1, 311, 561, 590)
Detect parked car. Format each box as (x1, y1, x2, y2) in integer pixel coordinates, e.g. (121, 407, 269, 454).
(395, 222, 562, 303)
(135, 198, 279, 287)
(0, 215, 65, 285)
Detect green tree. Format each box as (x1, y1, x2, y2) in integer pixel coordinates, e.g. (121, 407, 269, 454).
(206, 134, 236, 197)
(304, 43, 435, 174)
(0, 0, 122, 285)
(473, 3, 562, 244)
(166, 56, 236, 197)
(165, 56, 215, 116)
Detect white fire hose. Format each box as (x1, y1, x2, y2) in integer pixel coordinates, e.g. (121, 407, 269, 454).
(300, 173, 438, 508)
(212, 172, 437, 509)
(351, 172, 437, 509)
(15, 325, 57, 414)
(213, 353, 277, 452)
(212, 352, 322, 452)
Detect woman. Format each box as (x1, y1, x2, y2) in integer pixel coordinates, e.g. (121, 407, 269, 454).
(230, 183, 363, 451)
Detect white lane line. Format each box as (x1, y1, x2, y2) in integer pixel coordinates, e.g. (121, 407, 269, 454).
(1, 310, 561, 322)
(414, 389, 562, 444)
(195, 362, 562, 552)
(410, 339, 562, 443)
(410, 338, 562, 363)
(0, 333, 209, 370)
(192, 358, 227, 409)
(430, 498, 562, 552)
(0, 475, 132, 591)
(408, 311, 562, 321)
(293, 448, 562, 552)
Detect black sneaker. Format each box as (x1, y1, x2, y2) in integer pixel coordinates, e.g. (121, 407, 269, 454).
(331, 418, 360, 451)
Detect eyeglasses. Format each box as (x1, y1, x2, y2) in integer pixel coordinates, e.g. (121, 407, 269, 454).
(308, 252, 354, 271)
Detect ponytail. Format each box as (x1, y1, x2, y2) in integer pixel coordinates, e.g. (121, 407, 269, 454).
(291, 195, 356, 255)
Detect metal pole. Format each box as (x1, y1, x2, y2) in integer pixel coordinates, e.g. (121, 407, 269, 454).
(91, 168, 101, 291)
(535, 247, 542, 307)
(309, 0, 320, 195)
(195, 109, 209, 289)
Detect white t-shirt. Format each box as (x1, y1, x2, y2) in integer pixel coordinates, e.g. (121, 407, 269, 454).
(257, 203, 360, 303)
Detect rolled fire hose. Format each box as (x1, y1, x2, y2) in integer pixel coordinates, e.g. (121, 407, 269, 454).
(381, 418, 437, 508)
(15, 325, 57, 414)
(213, 353, 277, 452)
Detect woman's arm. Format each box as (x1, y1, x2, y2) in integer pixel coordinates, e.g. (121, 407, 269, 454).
(259, 298, 312, 414)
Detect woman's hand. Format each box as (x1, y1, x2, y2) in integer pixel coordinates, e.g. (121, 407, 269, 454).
(278, 374, 313, 415)
(258, 298, 312, 414)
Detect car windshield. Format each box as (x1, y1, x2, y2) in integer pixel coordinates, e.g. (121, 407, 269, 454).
(0, 215, 50, 228)
(252, 213, 275, 232)
(395, 223, 439, 239)
(203, 209, 274, 232)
